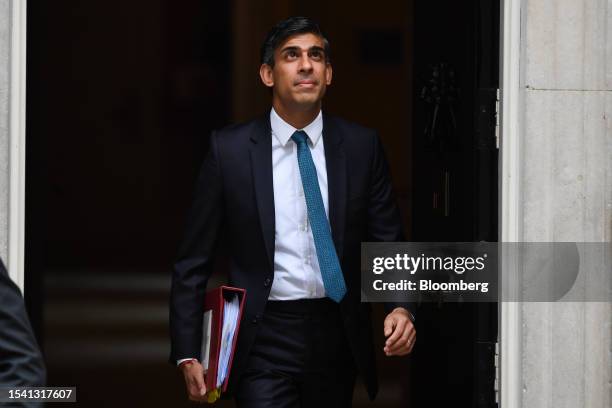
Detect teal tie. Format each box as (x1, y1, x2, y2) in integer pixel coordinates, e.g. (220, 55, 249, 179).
(291, 130, 347, 303)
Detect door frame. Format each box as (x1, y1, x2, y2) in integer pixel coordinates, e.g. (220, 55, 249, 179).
(499, 0, 522, 406)
(6, 0, 27, 291)
(8, 0, 522, 403)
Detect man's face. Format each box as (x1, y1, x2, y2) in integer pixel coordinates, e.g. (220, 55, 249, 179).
(260, 33, 332, 110)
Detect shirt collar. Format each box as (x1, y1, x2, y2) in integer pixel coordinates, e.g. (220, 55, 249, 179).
(270, 108, 323, 147)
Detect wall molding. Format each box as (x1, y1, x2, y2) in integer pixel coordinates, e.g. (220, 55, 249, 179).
(8, 0, 27, 291)
(499, 0, 523, 406)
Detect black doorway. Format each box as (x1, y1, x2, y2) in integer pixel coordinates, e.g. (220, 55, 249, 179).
(25, 1, 233, 406)
(411, 0, 499, 407)
(24, 1, 500, 406)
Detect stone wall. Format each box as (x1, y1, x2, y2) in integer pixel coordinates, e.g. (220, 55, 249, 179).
(519, 0, 612, 406)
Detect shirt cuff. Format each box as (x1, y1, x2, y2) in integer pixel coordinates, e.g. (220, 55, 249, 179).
(176, 358, 197, 367)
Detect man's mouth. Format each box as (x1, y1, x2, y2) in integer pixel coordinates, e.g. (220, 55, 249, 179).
(295, 80, 317, 87)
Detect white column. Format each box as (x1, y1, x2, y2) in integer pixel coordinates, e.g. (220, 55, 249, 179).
(0, 0, 27, 290)
(500, 0, 523, 404)
(501, 0, 612, 407)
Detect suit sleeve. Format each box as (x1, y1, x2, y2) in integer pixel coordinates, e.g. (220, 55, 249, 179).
(0, 259, 47, 387)
(170, 131, 225, 362)
(367, 132, 416, 321)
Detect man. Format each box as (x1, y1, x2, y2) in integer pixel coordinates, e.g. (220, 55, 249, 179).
(170, 16, 416, 406)
(0, 258, 46, 391)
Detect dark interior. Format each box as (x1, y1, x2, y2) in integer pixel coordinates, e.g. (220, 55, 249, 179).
(25, 1, 499, 406)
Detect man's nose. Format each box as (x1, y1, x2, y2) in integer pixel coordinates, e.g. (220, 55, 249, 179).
(298, 52, 313, 72)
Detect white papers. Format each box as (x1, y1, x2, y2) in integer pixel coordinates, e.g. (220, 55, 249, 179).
(216, 294, 240, 388)
(201, 310, 212, 371)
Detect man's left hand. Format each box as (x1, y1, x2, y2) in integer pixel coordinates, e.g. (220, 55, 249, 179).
(383, 307, 416, 356)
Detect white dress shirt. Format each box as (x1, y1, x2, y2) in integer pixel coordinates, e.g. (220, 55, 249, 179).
(268, 108, 328, 300)
(177, 109, 329, 365)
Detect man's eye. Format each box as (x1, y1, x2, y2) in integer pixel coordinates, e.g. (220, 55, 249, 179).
(286, 51, 298, 58)
(310, 51, 322, 60)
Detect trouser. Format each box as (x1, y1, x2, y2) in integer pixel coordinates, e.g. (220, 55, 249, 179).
(235, 298, 357, 408)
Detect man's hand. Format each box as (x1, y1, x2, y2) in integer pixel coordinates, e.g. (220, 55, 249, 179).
(180, 360, 207, 402)
(383, 307, 416, 356)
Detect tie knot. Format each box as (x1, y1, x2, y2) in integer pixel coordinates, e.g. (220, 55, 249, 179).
(291, 130, 308, 146)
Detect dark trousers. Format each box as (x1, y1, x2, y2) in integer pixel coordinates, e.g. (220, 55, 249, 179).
(235, 298, 357, 408)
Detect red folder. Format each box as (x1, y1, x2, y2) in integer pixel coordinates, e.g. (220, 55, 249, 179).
(201, 285, 246, 398)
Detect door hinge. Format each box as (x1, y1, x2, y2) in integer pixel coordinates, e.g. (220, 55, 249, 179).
(495, 88, 500, 149)
(494, 340, 500, 404)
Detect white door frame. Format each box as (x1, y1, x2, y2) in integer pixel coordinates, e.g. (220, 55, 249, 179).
(7, 0, 27, 290)
(499, 0, 522, 406)
(5, 0, 523, 402)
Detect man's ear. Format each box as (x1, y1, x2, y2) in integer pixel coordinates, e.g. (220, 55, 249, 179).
(259, 64, 274, 88)
(325, 63, 333, 86)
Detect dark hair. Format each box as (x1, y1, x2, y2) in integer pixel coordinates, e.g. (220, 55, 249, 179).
(260, 16, 331, 67)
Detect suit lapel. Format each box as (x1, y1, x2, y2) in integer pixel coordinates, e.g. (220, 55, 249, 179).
(249, 112, 348, 271)
(323, 114, 347, 260)
(249, 114, 275, 273)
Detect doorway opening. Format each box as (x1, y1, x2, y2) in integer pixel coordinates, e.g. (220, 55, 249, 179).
(25, 1, 500, 406)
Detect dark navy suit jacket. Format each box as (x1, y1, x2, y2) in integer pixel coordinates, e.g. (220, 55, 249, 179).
(0, 259, 46, 390)
(170, 112, 414, 399)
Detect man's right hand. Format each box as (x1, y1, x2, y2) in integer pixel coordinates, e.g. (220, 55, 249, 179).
(180, 360, 207, 402)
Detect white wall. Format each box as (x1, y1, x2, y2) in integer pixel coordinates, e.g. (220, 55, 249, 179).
(503, 0, 612, 406)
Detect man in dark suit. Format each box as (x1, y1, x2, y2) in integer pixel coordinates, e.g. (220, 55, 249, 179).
(170, 16, 416, 406)
(0, 258, 46, 389)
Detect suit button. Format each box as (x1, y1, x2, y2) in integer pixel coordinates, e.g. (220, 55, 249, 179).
(263, 277, 271, 287)
(252, 313, 261, 324)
